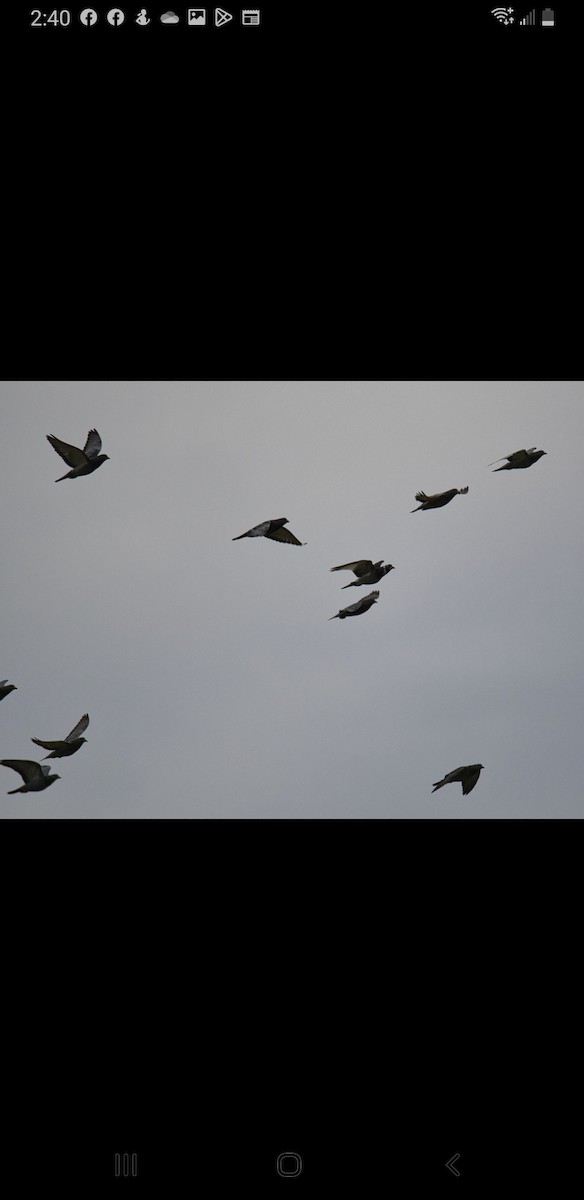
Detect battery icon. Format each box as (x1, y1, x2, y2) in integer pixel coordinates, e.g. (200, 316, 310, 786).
(541, 7, 555, 24)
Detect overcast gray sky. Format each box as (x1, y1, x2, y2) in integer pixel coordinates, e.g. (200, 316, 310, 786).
(1, 380, 582, 819)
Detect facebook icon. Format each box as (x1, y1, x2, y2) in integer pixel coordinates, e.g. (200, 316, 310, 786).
(79, 8, 98, 22)
(106, 8, 126, 23)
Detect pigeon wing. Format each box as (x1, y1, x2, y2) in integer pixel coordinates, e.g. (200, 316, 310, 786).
(30, 737, 62, 750)
(461, 767, 481, 795)
(343, 598, 365, 615)
(348, 589, 379, 613)
(433, 766, 466, 790)
(65, 713, 89, 741)
(47, 434, 87, 468)
(1, 759, 44, 785)
(232, 521, 271, 539)
(330, 560, 373, 575)
(83, 429, 102, 459)
(266, 526, 305, 545)
(488, 449, 527, 466)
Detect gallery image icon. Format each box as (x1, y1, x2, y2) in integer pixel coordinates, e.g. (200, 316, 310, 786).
(106, 7, 126, 23)
(187, 7, 206, 22)
(79, 7, 98, 23)
(214, 7, 232, 25)
(242, 8, 260, 23)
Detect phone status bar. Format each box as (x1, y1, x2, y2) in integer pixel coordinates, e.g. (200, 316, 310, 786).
(27, 9, 262, 28)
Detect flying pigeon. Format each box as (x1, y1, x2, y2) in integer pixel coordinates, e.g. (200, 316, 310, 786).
(432, 764, 484, 796)
(329, 590, 380, 620)
(1, 759, 61, 794)
(488, 448, 547, 471)
(411, 487, 469, 512)
(232, 518, 306, 545)
(0, 680, 17, 702)
(30, 713, 89, 759)
(46, 429, 109, 481)
(330, 560, 395, 589)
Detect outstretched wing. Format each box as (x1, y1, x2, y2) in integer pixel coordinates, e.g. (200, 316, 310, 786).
(347, 589, 379, 614)
(461, 767, 481, 795)
(83, 429, 102, 459)
(414, 491, 429, 502)
(0, 759, 44, 785)
(31, 737, 61, 750)
(266, 526, 305, 545)
(330, 560, 373, 575)
(488, 449, 527, 466)
(232, 521, 271, 539)
(65, 713, 89, 742)
(47, 434, 87, 469)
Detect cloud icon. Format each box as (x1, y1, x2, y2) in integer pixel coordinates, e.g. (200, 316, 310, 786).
(160, 10, 179, 21)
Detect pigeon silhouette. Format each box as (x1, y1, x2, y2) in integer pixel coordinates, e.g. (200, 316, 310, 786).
(0, 680, 17, 702)
(330, 560, 395, 588)
(232, 518, 306, 545)
(432, 764, 484, 795)
(329, 590, 380, 620)
(46, 429, 109, 481)
(489, 448, 547, 471)
(411, 487, 469, 512)
(31, 713, 89, 759)
(1, 759, 61, 794)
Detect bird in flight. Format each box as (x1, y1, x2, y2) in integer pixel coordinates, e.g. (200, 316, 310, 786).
(329, 560, 395, 589)
(46, 429, 109, 481)
(432, 764, 484, 795)
(1, 759, 61, 794)
(0, 680, 17, 702)
(411, 487, 469, 512)
(232, 518, 306, 545)
(329, 590, 380, 620)
(488, 448, 547, 471)
(31, 713, 89, 759)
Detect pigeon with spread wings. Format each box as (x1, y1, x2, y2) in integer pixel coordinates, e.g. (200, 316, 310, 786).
(330, 560, 395, 589)
(0, 680, 17, 702)
(489, 448, 547, 471)
(1, 760, 61, 794)
(46, 429, 109, 481)
(329, 590, 380, 620)
(432, 764, 484, 796)
(411, 487, 469, 512)
(232, 518, 306, 545)
(31, 713, 89, 759)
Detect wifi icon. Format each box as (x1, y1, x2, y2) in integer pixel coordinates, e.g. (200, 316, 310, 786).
(491, 6, 515, 21)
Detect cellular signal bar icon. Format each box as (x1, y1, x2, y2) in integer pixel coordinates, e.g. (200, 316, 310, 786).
(519, 8, 536, 22)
